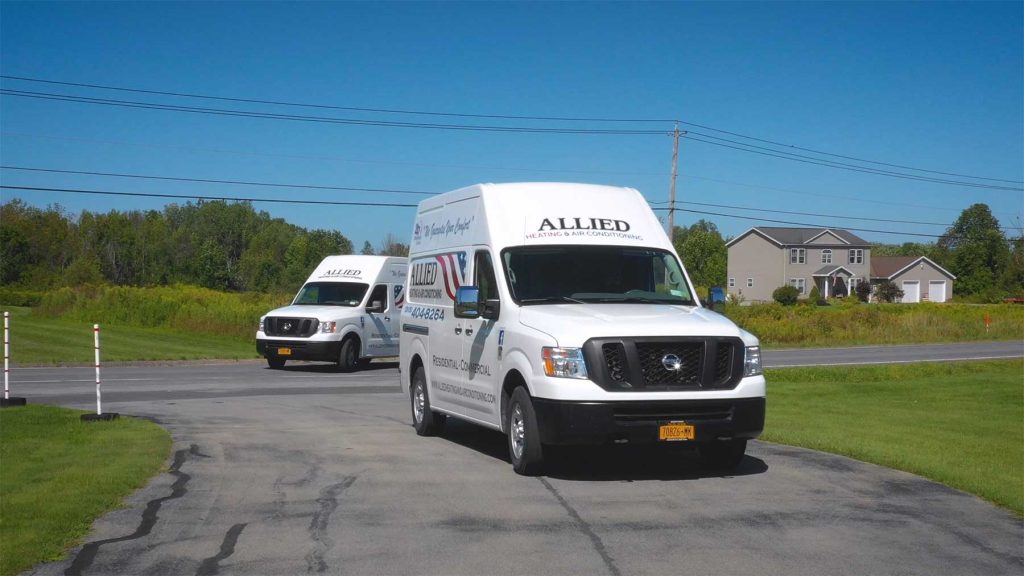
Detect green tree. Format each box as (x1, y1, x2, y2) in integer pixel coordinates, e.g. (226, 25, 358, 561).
(875, 280, 904, 303)
(360, 241, 375, 255)
(939, 204, 1009, 297)
(678, 227, 727, 290)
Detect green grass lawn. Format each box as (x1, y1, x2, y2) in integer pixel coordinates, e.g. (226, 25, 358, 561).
(0, 404, 172, 576)
(763, 359, 1024, 515)
(2, 307, 257, 364)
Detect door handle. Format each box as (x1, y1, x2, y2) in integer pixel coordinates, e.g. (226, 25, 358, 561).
(384, 317, 390, 321)
(465, 327, 474, 336)
(455, 326, 462, 335)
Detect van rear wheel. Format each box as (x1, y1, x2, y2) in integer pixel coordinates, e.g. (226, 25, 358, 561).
(411, 366, 444, 436)
(508, 387, 544, 476)
(337, 338, 359, 372)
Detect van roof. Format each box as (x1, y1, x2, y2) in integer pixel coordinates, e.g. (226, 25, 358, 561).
(306, 255, 407, 284)
(413, 182, 671, 252)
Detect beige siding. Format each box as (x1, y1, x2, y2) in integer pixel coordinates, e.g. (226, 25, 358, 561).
(891, 262, 954, 302)
(727, 234, 781, 302)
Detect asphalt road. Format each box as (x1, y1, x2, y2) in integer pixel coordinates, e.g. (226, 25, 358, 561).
(13, 342, 1024, 576)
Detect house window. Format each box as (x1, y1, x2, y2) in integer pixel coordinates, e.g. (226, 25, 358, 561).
(728, 278, 735, 288)
(849, 277, 861, 295)
(790, 248, 806, 264)
(821, 249, 832, 264)
(746, 278, 753, 287)
(849, 249, 864, 264)
(790, 277, 806, 295)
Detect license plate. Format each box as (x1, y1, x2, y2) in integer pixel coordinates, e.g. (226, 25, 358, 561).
(278, 347, 292, 356)
(659, 422, 695, 441)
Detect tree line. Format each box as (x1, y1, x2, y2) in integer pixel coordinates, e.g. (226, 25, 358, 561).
(1, 199, 1018, 301)
(1, 199, 362, 293)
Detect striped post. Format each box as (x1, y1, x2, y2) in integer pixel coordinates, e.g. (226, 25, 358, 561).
(4, 311, 9, 400)
(94, 324, 102, 415)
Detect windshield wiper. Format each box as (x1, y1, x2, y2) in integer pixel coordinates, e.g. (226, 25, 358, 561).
(520, 296, 585, 305)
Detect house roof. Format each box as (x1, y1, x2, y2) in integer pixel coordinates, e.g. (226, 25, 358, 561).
(871, 256, 957, 280)
(725, 226, 870, 248)
(812, 265, 855, 277)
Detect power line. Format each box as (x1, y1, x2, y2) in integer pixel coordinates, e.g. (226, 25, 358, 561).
(5, 165, 1020, 231)
(5, 74, 1019, 185)
(0, 185, 418, 207)
(649, 206, 945, 238)
(0, 166, 436, 196)
(0, 130, 669, 177)
(676, 121, 1023, 184)
(683, 134, 1022, 191)
(5, 183, 948, 237)
(0, 74, 677, 124)
(0, 89, 669, 136)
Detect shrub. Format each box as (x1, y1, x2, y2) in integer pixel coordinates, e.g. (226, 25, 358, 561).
(876, 281, 904, 303)
(808, 285, 822, 304)
(856, 280, 872, 302)
(772, 285, 800, 305)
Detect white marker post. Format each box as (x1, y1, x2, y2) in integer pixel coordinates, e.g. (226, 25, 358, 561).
(94, 324, 102, 415)
(1, 311, 27, 408)
(81, 323, 116, 421)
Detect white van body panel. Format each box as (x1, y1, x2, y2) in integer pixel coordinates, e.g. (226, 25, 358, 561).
(258, 255, 407, 365)
(401, 183, 764, 454)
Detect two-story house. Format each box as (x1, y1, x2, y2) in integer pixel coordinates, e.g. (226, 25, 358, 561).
(725, 227, 872, 302)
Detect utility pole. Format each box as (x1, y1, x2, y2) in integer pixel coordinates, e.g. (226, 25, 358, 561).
(667, 123, 681, 240)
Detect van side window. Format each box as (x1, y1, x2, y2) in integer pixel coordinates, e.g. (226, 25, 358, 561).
(368, 284, 389, 311)
(475, 251, 498, 301)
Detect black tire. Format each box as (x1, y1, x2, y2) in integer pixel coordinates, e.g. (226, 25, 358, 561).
(266, 356, 286, 369)
(337, 338, 359, 372)
(507, 387, 545, 476)
(411, 366, 444, 436)
(698, 439, 747, 470)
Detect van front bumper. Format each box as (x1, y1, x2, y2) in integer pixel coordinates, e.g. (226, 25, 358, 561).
(256, 339, 342, 362)
(531, 397, 765, 446)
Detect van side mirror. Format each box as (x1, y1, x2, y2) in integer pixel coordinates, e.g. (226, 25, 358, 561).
(367, 300, 384, 314)
(454, 287, 480, 319)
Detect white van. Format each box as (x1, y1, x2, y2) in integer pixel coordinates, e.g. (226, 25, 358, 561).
(399, 183, 765, 475)
(258, 255, 407, 370)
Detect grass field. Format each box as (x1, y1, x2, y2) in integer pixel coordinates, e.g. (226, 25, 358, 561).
(0, 404, 172, 576)
(763, 359, 1024, 515)
(2, 307, 257, 364)
(725, 300, 1024, 347)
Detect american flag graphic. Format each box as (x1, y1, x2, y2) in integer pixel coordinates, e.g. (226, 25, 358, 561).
(394, 285, 405, 309)
(435, 252, 467, 301)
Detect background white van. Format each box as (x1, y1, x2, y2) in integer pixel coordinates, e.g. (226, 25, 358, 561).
(400, 183, 765, 475)
(258, 255, 407, 371)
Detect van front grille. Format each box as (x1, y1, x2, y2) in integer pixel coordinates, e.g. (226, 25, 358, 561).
(583, 337, 744, 392)
(264, 317, 318, 337)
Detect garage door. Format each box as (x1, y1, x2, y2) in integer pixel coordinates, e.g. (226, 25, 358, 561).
(929, 280, 947, 303)
(902, 281, 920, 303)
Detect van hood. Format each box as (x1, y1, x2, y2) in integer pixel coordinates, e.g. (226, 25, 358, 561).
(518, 304, 757, 347)
(263, 305, 362, 321)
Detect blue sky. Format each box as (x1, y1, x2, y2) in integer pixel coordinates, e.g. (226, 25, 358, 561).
(1, 1, 1021, 250)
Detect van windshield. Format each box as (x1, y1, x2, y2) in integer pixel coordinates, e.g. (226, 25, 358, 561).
(502, 246, 696, 306)
(292, 282, 369, 306)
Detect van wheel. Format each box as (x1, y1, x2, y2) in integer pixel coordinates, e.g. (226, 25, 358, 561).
(411, 366, 444, 436)
(266, 356, 286, 369)
(508, 387, 544, 476)
(698, 439, 747, 470)
(337, 338, 359, 372)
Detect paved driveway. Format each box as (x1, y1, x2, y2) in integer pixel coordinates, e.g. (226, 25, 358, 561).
(16, 359, 1023, 576)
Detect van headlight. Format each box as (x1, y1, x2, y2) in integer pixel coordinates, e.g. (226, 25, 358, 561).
(542, 347, 588, 379)
(319, 321, 337, 334)
(744, 346, 762, 377)
(258, 317, 265, 333)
